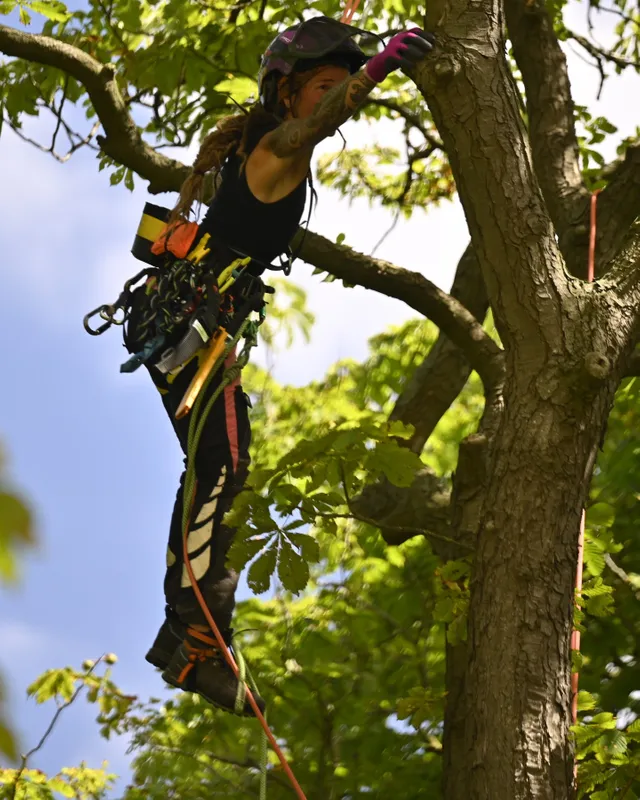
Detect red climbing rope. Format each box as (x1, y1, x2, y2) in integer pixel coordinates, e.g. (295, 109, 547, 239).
(340, 0, 362, 23)
(571, 189, 601, 728)
(183, 483, 308, 800)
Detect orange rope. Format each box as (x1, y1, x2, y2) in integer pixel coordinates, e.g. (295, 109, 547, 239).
(340, 0, 362, 23)
(571, 189, 601, 731)
(183, 483, 308, 800)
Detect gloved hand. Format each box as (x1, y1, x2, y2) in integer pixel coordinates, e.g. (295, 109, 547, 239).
(365, 28, 436, 84)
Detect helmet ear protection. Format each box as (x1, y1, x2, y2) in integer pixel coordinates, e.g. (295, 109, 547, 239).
(260, 72, 285, 116)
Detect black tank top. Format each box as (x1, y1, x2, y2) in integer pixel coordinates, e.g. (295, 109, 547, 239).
(200, 122, 308, 266)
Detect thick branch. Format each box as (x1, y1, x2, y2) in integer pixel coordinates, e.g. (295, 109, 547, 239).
(503, 2, 639, 276)
(504, 0, 589, 267)
(350, 467, 458, 554)
(0, 23, 187, 193)
(600, 221, 640, 304)
(391, 243, 489, 451)
(351, 246, 492, 551)
(296, 230, 504, 389)
(596, 142, 640, 272)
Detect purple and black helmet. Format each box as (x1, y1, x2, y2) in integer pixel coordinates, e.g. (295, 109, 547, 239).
(258, 16, 371, 112)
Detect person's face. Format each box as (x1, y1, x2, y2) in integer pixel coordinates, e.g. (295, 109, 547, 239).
(282, 65, 351, 119)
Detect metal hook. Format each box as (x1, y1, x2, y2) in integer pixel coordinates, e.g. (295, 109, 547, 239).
(84, 305, 115, 336)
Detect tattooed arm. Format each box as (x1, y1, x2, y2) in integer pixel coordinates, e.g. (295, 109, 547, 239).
(263, 68, 377, 158)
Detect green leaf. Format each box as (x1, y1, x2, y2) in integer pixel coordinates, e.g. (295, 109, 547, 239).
(583, 537, 606, 577)
(28, 0, 71, 22)
(587, 503, 615, 528)
(590, 712, 617, 729)
(0, 492, 33, 544)
(247, 541, 277, 594)
(439, 560, 470, 582)
(110, 167, 125, 186)
(227, 534, 273, 573)
(577, 691, 597, 711)
(0, 1, 18, 16)
(285, 532, 320, 562)
(596, 729, 627, 758)
(0, 722, 17, 761)
(19, 5, 31, 24)
(368, 440, 422, 487)
(277, 536, 309, 594)
(47, 776, 75, 798)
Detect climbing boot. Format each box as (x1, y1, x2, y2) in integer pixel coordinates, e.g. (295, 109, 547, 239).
(161, 626, 266, 717)
(145, 608, 185, 670)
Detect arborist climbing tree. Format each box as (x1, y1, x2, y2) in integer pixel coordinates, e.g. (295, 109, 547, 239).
(86, 16, 434, 719)
(2, 0, 640, 798)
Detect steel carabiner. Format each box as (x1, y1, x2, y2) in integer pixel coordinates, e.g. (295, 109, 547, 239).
(84, 304, 117, 335)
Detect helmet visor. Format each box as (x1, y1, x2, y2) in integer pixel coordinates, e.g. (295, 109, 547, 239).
(287, 16, 381, 59)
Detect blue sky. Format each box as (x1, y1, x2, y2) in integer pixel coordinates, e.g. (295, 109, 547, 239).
(0, 1, 638, 790)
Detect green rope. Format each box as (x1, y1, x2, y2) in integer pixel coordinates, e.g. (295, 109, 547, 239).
(234, 640, 268, 800)
(180, 315, 268, 799)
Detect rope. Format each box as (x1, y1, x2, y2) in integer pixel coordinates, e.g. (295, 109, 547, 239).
(340, 0, 362, 24)
(571, 189, 601, 732)
(180, 318, 308, 800)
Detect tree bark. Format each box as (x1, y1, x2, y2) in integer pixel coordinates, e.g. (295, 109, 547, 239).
(414, 0, 640, 794)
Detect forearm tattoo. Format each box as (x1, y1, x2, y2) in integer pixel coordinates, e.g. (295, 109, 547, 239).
(265, 68, 377, 157)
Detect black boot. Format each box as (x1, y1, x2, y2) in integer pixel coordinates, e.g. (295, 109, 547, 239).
(145, 607, 185, 670)
(161, 626, 266, 717)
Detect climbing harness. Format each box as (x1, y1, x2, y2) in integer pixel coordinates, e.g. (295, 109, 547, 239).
(83, 203, 273, 416)
(571, 189, 601, 737)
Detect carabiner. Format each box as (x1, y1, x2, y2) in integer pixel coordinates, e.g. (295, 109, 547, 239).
(101, 304, 127, 326)
(84, 304, 115, 335)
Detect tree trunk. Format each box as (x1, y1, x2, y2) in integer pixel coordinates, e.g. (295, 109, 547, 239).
(443, 357, 620, 799)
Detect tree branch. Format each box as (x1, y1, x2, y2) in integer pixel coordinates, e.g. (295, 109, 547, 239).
(599, 220, 640, 302)
(605, 555, 640, 601)
(503, 0, 639, 277)
(391, 243, 489, 452)
(595, 141, 640, 273)
(297, 230, 504, 390)
(566, 31, 640, 73)
(0, 23, 188, 193)
(504, 0, 590, 271)
(366, 97, 444, 150)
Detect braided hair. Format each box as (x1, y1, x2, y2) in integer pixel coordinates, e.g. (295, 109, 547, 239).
(167, 105, 276, 226)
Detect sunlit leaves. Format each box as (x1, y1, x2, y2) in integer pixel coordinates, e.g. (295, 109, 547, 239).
(317, 144, 455, 215)
(0, 763, 116, 798)
(258, 278, 315, 350)
(225, 416, 426, 593)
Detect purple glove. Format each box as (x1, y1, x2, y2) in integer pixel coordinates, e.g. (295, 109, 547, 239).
(365, 28, 436, 84)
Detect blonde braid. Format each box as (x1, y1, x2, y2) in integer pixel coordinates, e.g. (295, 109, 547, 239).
(167, 113, 248, 226)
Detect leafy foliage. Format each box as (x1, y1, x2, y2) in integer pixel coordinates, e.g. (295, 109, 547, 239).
(0, 448, 35, 763)
(0, 322, 638, 797)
